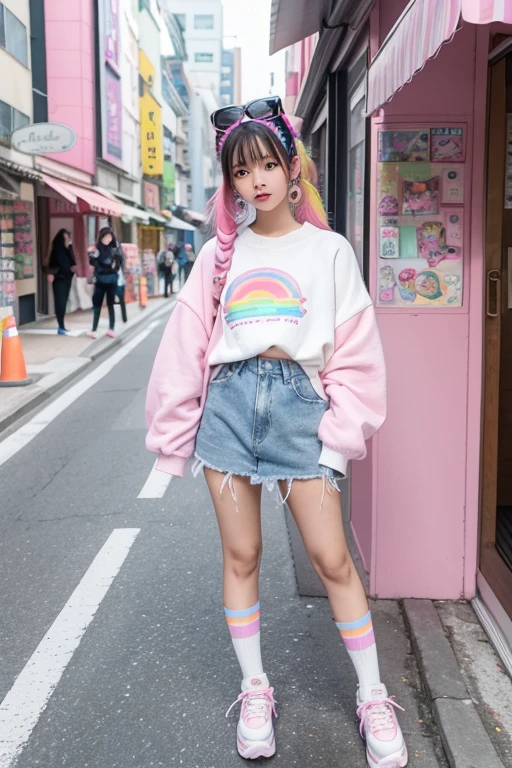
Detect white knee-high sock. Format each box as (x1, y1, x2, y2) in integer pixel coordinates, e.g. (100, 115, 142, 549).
(225, 601, 264, 680)
(336, 610, 381, 697)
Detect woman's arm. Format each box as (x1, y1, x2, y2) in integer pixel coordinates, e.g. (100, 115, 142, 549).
(318, 238, 386, 474)
(145, 238, 217, 476)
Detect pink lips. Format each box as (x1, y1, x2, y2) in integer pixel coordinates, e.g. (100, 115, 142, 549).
(255, 194, 270, 201)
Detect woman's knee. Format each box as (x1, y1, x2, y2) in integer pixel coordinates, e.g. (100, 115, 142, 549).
(224, 545, 262, 581)
(311, 550, 354, 586)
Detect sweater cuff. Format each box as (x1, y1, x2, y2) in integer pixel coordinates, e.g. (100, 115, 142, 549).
(319, 445, 349, 476)
(156, 454, 188, 477)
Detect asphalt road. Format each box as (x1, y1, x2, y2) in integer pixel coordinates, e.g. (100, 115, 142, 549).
(0, 313, 445, 768)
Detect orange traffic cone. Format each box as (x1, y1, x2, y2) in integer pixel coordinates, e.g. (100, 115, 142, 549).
(0, 314, 32, 387)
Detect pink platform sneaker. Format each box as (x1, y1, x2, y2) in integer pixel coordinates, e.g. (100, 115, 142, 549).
(356, 684, 408, 768)
(226, 674, 277, 760)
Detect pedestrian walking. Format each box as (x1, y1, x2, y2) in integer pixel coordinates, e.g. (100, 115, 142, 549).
(146, 96, 407, 767)
(87, 227, 124, 339)
(48, 228, 76, 335)
(183, 243, 196, 282)
(176, 244, 188, 288)
(158, 244, 177, 297)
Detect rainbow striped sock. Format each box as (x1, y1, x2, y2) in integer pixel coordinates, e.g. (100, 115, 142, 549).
(336, 610, 381, 692)
(225, 601, 264, 680)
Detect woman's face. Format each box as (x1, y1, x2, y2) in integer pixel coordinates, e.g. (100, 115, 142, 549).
(63, 232, 71, 247)
(231, 138, 300, 213)
(101, 232, 113, 246)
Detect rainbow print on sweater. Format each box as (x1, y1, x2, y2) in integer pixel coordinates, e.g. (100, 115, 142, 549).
(224, 601, 261, 639)
(223, 268, 307, 324)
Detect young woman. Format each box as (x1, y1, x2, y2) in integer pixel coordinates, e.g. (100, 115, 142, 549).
(146, 97, 407, 768)
(87, 227, 123, 340)
(48, 228, 76, 335)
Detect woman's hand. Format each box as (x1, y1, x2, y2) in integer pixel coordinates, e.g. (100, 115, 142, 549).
(70, 265, 77, 273)
(48, 274, 55, 284)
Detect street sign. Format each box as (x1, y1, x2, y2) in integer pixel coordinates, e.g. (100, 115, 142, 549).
(10, 122, 77, 154)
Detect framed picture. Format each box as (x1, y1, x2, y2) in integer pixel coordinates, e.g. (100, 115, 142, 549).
(378, 130, 429, 163)
(402, 177, 440, 216)
(431, 127, 465, 163)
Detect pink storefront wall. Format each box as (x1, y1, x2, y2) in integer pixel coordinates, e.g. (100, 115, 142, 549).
(352, 0, 489, 599)
(43, 0, 96, 175)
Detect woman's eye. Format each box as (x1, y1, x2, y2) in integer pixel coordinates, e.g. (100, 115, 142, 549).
(234, 169, 248, 178)
(266, 162, 277, 170)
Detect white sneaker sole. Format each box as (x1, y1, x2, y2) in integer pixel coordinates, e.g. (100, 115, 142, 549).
(367, 744, 408, 768)
(237, 730, 276, 760)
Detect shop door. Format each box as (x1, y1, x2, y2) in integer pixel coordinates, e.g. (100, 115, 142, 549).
(481, 57, 512, 619)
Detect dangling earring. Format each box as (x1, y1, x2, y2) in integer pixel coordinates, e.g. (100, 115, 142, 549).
(288, 176, 303, 209)
(234, 190, 250, 224)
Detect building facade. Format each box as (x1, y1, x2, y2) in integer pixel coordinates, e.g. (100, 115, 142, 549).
(0, 0, 38, 324)
(272, 0, 512, 666)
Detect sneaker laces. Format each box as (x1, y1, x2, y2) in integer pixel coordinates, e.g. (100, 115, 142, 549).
(225, 687, 277, 720)
(356, 696, 404, 739)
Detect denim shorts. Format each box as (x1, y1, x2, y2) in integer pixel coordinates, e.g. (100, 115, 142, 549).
(194, 357, 339, 506)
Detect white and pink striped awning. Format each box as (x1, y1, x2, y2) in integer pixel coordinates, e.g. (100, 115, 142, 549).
(367, 0, 512, 115)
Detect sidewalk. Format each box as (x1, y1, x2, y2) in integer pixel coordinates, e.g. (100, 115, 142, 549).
(287, 511, 512, 767)
(0, 294, 174, 432)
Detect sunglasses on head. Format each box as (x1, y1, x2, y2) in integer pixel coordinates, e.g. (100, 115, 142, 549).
(211, 96, 296, 157)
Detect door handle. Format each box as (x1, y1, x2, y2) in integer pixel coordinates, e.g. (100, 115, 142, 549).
(487, 269, 501, 318)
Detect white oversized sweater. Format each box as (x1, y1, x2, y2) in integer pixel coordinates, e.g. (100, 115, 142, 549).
(207, 222, 386, 474)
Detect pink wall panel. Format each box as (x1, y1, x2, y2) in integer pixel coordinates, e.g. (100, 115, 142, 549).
(359, 0, 489, 598)
(374, 314, 468, 598)
(44, 0, 95, 175)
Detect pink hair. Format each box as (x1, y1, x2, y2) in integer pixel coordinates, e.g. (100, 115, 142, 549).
(206, 118, 331, 315)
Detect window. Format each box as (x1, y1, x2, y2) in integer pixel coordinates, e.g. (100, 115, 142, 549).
(0, 100, 29, 142)
(0, 4, 28, 66)
(175, 13, 186, 30)
(194, 14, 214, 30)
(195, 52, 213, 63)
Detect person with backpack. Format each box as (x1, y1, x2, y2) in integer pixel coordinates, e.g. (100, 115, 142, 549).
(146, 97, 406, 766)
(87, 227, 124, 339)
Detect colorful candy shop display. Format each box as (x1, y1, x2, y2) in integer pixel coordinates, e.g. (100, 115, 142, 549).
(376, 125, 465, 308)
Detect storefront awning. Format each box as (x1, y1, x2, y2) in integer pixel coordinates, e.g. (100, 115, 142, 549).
(269, 0, 374, 54)
(166, 215, 197, 232)
(40, 174, 123, 216)
(367, 0, 512, 115)
(121, 204, 150, 224)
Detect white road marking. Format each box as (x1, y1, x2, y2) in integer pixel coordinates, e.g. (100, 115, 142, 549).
(138, 459, 173, 498)
(0, 528, 140, 768)
(0, 322, 158, 469)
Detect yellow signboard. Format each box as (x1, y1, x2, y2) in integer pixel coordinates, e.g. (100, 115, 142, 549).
(140, 91, 163, 176)
(139, 49, 155, 87)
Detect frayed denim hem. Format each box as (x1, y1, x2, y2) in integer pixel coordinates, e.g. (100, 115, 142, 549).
(191, 454, 340, 513)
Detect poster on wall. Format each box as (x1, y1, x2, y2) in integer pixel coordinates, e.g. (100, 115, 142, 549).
(0, 202, 16, 308)
(378, 130, 429, 162)
(377, 126, 466, 308)
(105, 68, 122, 163)
(505, 114, 512, 209)
(105, 0, 120, 70)
(13, 201, 34, 280)
(431, 127, 465, 162)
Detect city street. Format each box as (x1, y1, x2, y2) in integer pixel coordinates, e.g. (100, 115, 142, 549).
(0, 310, 445, 768)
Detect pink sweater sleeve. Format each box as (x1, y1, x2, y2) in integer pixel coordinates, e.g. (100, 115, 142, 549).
(318, 305, 387, 475)
(145, 239, 216, 477)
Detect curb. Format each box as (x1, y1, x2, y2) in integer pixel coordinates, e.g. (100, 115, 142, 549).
(0, 299, 174, 435)
(403, 598, 505, 768)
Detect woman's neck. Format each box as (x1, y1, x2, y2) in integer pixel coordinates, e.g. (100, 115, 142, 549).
(249, 197, 302, 237)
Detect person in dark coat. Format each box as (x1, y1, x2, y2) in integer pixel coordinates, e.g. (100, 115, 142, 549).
(87, 227, 124, 339)
(48, 228, 76, 335)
